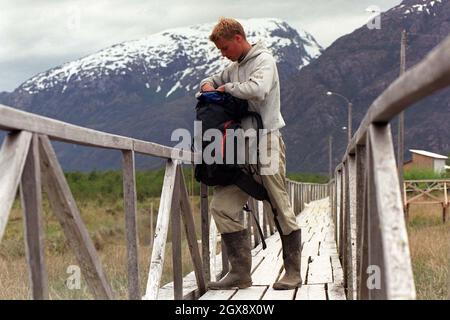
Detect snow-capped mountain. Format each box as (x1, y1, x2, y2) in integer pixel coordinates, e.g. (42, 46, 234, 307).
(278, 0, 450, 172)
(394, 0, 444, 16)
(0, 18, 323, 171)
(17, 18, 322, 98)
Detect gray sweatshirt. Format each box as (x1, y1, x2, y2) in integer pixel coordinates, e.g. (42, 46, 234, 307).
(199, 41, 285, 133)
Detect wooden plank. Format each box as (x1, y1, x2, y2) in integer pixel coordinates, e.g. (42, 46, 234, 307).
(368, 124, 416, 299)
(230, 286, 267, 300)
(301, 256, 309, 283)
(0, 131, 32, 242)
(0, 104, 132, 150)
(199, 289, 236, 300)
(20, 134, 48, 300)
(262, 287, 295, 300)
(301, 240, 319, 257)
(327, 283, 346, 300)
(295, 284, 326, 300)
(122, 150, 140, 300)
(331, 254, 344, 286)
(143, 160, 178, 300)
(178, 166, 206, 295)
(0, 104, 198, 162)
(39, 135, 114, 299)
(159, 250, 225, 300)
(307, 256, 333, 284)
(158, 271, 200, 300)
(251, 245, 283, 286)
(134, 139, 195, 162)
(209, 217, 218, 281)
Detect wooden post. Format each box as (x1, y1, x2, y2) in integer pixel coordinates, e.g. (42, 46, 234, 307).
(20, 134, 48, 300)
(171, 171, 182, 300)
(122, 150, 140, 300)
(221, 238, 229, 278)
(359, 141, 370, 300)
(339, 167, 345, 262)
(249, 198, 260, 248)
(209, 216, 218, 281)
(200, 183, 210, 284)
(150, 202, 154, 248)
(355, 144, 366, 299)
(346, 154, 358, 300)
(398, 30, 407, 217)
(144, 160, 178, 300)
(443, 182, 448, 223)
(178, 166, 206, 295)
(260, 201, 268, 238)
(368, 124, 416, 299)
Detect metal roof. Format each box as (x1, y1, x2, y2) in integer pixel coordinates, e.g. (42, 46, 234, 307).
(409, 149, 448, 160)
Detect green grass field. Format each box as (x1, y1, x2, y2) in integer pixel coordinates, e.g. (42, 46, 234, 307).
(0, 169, 447, 299)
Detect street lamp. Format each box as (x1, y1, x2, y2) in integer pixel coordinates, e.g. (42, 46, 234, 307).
(326, 91, 353, 145)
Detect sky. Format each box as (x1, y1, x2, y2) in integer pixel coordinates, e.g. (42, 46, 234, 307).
(0, 0, 403, 92)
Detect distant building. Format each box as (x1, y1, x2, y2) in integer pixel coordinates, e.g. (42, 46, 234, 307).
(403, 149, 448, 174)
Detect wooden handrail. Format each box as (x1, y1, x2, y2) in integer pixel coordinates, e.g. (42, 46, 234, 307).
(0, 103, 197, 162)
(330, 32, 450, 301)
(343, 34, 450, 158)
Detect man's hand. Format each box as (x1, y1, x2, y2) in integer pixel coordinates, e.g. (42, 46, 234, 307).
(201, 83, 216, 92)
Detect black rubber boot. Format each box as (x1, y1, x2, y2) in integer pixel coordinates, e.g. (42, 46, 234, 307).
(208, 229, 252, 290)
(273, 229, 302, 290)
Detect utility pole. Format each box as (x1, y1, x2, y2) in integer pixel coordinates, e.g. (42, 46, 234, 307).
(347, 101, 353, 145)
(398, 30, 407, 211)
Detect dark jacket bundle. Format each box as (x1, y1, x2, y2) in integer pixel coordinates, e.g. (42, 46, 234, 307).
(194, 91, 268, 201)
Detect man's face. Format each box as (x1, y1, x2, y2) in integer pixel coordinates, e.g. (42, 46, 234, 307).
(214, 35, 243, 62)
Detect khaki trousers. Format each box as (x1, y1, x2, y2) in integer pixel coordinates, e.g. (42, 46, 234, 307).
(210, 132, 300, 235)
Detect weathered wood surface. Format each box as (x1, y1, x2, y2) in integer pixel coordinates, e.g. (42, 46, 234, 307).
(143, 160, 178, 300)
(0, 131, 32, 242)
(39, 135, 114, 299)
(178, 167, 206, 295)
(20, 134, 48, 300)
(122, 150, 140, 300)
(367, 124, 416, 299)
(195, 198, 346, 300)
(0, 104, 196, 162)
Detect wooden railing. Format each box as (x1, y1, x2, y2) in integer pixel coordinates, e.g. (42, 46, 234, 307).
(403, 179, 449, 223)
(330, 33, 450, 300)
(158, 178, 329, 299)
(0, 104, 200, 300)
(0, 104, 329, 300)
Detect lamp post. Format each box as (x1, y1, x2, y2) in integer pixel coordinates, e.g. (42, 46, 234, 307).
(326, 91, 353, 145)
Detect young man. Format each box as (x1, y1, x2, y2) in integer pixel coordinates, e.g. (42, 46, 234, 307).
(199, 18, 302, 290)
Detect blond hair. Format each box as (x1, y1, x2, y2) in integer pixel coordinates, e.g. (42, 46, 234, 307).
(209, 18, 247, 42)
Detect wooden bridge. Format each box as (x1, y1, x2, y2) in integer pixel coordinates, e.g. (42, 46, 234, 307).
(1, 33, 450, 300)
